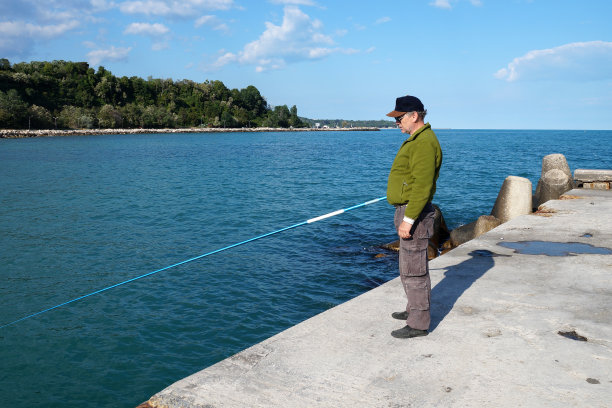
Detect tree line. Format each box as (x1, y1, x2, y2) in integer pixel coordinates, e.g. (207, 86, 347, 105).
(0, 59, 307, 130)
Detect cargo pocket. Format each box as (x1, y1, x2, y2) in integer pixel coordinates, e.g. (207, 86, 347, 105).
(399, 238, 429, 277)
(405, 274, 430, 311)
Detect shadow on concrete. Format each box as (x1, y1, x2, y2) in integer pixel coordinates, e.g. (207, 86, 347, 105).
(430, 250, 507, 332)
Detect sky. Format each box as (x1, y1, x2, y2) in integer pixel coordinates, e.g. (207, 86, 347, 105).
(1, 0, 611, 129)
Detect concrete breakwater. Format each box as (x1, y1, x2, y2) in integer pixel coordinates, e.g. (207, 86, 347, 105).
(0, 127, 379, 139)
(137, 154, 612, 407)
(140, 186, 612, 407)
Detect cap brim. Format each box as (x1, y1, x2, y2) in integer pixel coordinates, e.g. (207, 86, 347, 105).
(386, 110, 406, 118)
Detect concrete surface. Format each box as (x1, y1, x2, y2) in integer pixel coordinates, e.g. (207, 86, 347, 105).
(144, 188, 612, 408)
(575, 169, 612, 182)
(575, 169, 612, 190)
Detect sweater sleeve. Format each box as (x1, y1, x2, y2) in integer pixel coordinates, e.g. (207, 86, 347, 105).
(404, 140, 436, 220)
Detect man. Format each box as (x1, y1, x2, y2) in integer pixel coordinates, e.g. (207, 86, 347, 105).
(386, 95, 442, 338)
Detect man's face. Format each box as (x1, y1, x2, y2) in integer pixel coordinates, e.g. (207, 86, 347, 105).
(396, 112, 416, 134)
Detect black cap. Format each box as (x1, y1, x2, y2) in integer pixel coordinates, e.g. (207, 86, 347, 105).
(386, 95, 425, 117)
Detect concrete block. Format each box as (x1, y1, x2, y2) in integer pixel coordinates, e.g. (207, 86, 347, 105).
(450, 215, 502, 247)
(583, 182, 611, 190)
(540, 153, 572, 179)
(534, 154, 575, 207)
(534, 168, 574, 206)
(574, 169, 612, 182)
(491, 176, 532, 223)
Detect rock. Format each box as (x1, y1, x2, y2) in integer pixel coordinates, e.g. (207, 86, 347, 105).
(431, 204, 450, 251)
(380, 204, 450, 260)
(534, 154, 574, 206)
(380, 240, 399, 252)
(427, 243, 438, 260)
(380, 240, 438, 260)
(450, 215, 502, 247)
(490, 176, 533, 223)
(0, 127, 380, 139)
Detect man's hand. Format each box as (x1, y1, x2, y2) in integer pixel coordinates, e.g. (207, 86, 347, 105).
(398, 221, 413, 239)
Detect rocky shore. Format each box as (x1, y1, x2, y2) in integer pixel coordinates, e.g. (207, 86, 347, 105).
(0, 127, 379, 139)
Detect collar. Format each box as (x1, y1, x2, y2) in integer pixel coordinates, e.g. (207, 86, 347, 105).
(407, 123, 431, 142)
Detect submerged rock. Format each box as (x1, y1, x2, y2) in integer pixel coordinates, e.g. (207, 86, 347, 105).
(381, 204, 450, 260)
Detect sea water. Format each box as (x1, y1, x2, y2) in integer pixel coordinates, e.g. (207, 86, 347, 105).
(1, 129, 611, 407)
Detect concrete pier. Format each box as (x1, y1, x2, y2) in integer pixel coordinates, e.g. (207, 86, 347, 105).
(142, 189, 612, 408)
(575, 169, 612, 190)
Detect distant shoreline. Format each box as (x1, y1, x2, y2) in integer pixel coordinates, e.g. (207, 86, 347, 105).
(0, 127, 380, 139)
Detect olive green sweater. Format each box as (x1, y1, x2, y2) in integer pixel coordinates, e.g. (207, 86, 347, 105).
(387, 123, 442, 220)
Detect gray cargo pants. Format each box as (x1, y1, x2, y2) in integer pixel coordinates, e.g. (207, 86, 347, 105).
(394, 202, 435, 331)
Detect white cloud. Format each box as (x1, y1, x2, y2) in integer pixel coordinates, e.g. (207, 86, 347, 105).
(87, 45, 132, 66)
(195, 15, 229, 31)
(0, 20, 80, 38)
(2, 1, 110, 24)
(211, 6, 342, 72)
(209, 51, 238, 70)
(195, 15, 214, 26)
(90, 0, 116, 11)
(124, 22, 169, 36)
(0, 19, 80, 55)
(118, 0, 233, 17)
(495, 41, 612, 82)
(429, 0, 482, 9)
(0, 1, 112, 57)
(375, 17, 391, 24)
(152, 41, 169, 50)
(430, 0, 452, 9)
(268, 0, 317, 5)
(340, 48, 359, 55)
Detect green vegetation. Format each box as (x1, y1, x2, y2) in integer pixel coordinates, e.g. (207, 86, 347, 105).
(0, 59, 307, 130)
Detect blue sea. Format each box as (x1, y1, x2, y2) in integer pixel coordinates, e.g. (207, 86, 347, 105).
(1, 129, 611, 407)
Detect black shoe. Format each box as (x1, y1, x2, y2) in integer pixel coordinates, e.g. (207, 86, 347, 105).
(391, 325, 428, 339)
(391, 311, 409, 320)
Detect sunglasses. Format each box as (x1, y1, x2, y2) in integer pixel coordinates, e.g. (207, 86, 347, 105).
(395, 112, 408, 123)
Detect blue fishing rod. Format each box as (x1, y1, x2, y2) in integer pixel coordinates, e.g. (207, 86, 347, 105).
(1, 196, 387, 329)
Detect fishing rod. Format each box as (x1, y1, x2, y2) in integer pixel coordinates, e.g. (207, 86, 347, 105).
(1, 196, 387, 329)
